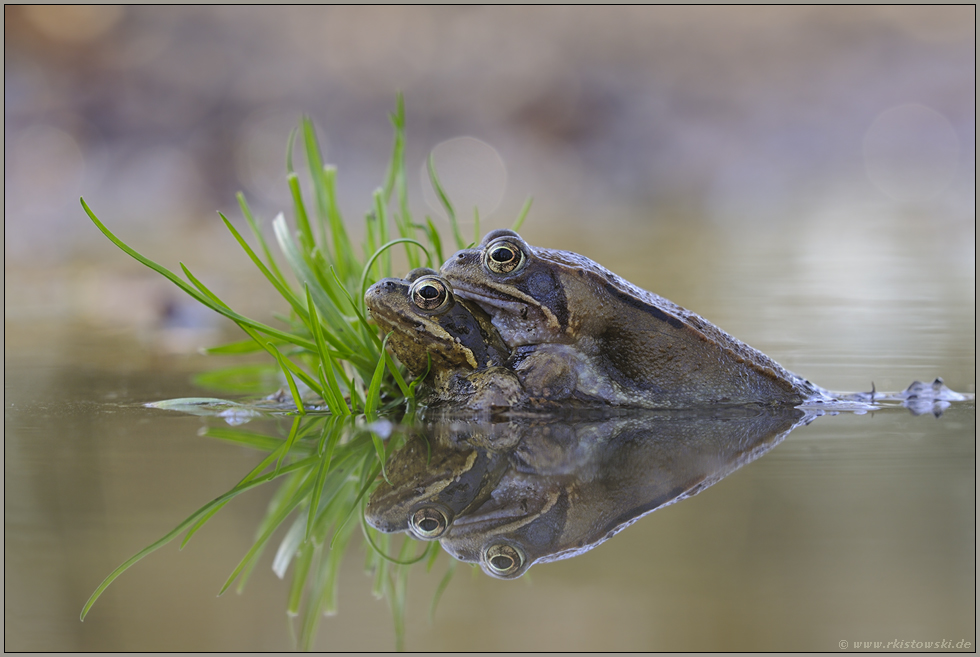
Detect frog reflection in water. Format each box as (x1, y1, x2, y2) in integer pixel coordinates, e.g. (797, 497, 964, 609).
(440, 230, 972, 410)
(365, 268, 524, 409)
(365, 423, 512, 539)
(366, 407, 809, 578)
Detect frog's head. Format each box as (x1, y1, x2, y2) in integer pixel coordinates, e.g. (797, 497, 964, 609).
(365, 432, 509, 540)
(438, 469, 568, 579)
(440, 230, 573, 348)
(365, 268, 509, 378)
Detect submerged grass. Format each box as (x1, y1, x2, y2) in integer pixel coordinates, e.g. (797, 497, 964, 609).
(79, 96, 532, 650)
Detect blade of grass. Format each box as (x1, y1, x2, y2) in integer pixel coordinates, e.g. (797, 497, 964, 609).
(237, 192, 290, 289)
(80, 455, 318, 620)
(286, 541, 315, 616)
(287, 172, 317, 254)
(82, 199, 318, 352)
(271, 348, 307, 418)
(272, 513, 308, 579)
(218, 465, 319, 596)
(512, 196, 533, 232)
(201, 339, 271, 355)
(364, 333, 391, 416)
(358, 238, 431, 313)
(219, 212, 311, 326)
(426, 153, 464, 249)
(177, 263, 326, 401)
(424, 217, 444, 266)
(429, 557, 457, 623)
(360, 512, 429, 566)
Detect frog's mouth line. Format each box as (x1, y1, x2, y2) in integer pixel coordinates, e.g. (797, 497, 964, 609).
(445, 489, 559, 535)
(449, 284, 533, 315)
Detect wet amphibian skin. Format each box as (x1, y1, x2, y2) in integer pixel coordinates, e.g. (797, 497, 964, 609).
(365, 268, 525, 408)
(364, 429, 510, 540)
(440, 229, 824, 408)
(368, 408, 808, 579)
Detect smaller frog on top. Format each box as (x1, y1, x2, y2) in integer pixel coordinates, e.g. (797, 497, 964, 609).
(364, 268, 524, 409)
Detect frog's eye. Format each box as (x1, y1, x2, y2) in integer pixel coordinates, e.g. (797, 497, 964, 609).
(409, 506, 451, 539)
(483, 543, 526, 578)
(484, 239, 525, 275)
(409, 276, 452, 312)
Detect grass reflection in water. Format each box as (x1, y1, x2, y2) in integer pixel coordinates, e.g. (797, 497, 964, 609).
(78, 96, 522, 651)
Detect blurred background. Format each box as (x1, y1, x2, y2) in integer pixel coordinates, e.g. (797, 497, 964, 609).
(5, 6, 975, 652)
(5, 6, 975, 338)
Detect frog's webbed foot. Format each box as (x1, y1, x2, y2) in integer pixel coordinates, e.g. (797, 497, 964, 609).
(463, 367, 526, 410)
(819, 378, 974, 417)
(890, 378, 974, 417)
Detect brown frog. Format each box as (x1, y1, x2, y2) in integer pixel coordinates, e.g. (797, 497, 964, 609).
(365, 268, 525, 409)
(365, 427, 510, 540)
(431, 407, 808, 578)
(440, 229, 824, 408)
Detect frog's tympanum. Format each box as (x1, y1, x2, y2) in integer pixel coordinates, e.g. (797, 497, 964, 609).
(365, 268, 525, 408)
(439, 229, 828, 409)
(366, 407, 809, 578)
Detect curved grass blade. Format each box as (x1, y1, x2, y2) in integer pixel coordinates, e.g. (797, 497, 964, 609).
(218, 465, 319, 596)
(201, 339, 268, 355)
(270, 348, 307, 418)
(364, 333, 391, 416)
(274, 416, 304, 476)
(357, 238, 431, 314)
(237, 192, 290, 289)
(180, 438, 294, 549)
(219, 213, 310, 325)
(286, 541, 315, 616)
(426, 153, 464, 249)
(82, 199, 318, 351)
(512, 196, 534, 232)
(80, 455, 318, 621)
(423, 217, 444, 266)
(178, 263, 325, 401)
(429, 558, 457, 624)
(360, 510, 430, 566)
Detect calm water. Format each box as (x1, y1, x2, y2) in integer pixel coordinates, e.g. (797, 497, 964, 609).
(5, 213, 975, 651)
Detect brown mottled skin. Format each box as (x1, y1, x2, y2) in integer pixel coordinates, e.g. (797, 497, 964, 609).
(364, 268, 525, 409)
(440, 229, 823, 408)
(368, 407, 807, 579)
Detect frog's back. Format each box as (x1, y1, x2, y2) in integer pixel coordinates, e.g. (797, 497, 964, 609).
(536, 246, 820, 406)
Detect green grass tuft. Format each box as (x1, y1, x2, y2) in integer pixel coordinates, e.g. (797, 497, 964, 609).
(79, 95, 533, 650)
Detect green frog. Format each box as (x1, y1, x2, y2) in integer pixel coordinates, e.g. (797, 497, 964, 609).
(439, 229, 825, 408)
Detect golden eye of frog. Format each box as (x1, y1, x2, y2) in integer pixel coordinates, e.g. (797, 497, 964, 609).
(438, 407, 807, 579)
(365, 268, 524, 408)
(440, 230, 821, 408)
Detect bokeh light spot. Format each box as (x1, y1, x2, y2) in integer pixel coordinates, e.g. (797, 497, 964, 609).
(863, 104, 959, 202)
(421, 137, 507, 223)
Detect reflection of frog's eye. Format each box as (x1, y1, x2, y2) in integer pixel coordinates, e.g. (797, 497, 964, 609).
(410, 277, 452, 312)
(483, 543, 526, 578)
(484, 240, 525, 275)
(409, 506, 451, 539)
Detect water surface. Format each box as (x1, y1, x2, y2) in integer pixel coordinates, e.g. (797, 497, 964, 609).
(5, 212, 974, 651)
